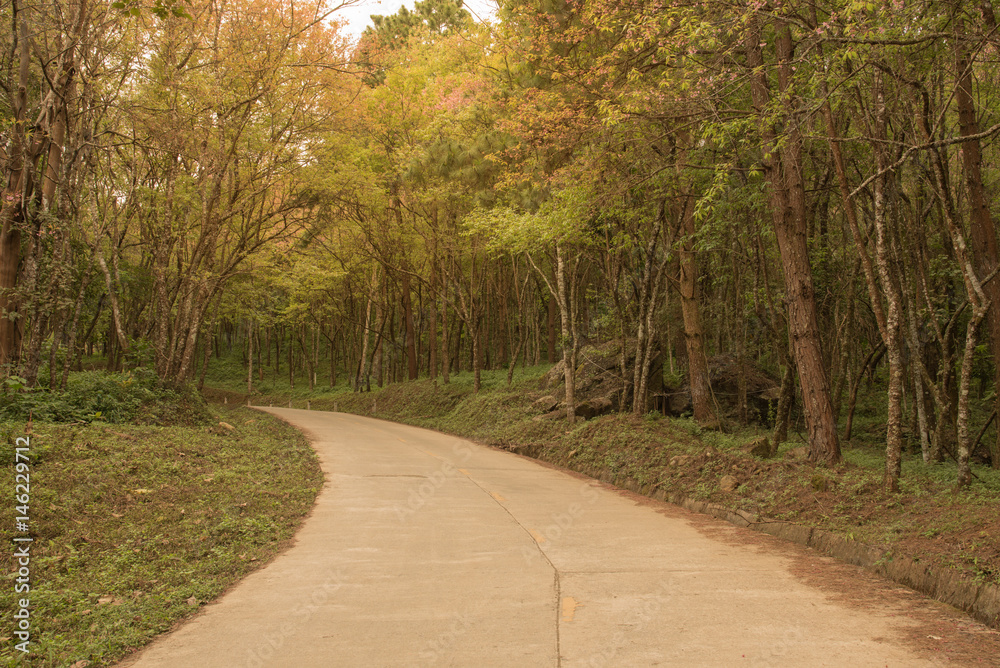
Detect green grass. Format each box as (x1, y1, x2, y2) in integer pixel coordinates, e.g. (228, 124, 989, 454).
(0, 369, 212, 426)
(0, 406, 322, 667)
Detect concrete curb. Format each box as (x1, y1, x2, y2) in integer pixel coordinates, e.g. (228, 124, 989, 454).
(526, 453, 1000, 631)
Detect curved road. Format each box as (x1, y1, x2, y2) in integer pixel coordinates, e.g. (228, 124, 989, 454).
(118, 409, 984, 667)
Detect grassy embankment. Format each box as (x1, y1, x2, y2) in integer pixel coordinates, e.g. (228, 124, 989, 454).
(203, 354, 1000, 625)
(0, 371, 323, 668)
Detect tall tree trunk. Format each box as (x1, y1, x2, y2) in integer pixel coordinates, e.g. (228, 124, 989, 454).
(554, 243, 577, 423)
(288, 329, 295, 389)
(59, 267, 94, 389)
(174, 282, 212, 383)
(772, 361, 794, 447)
(0, 17, 31, 370)
(356, 266, 377, 391)
(677, 181, 716, 425)
(440, 291, 450, 384)
(955, 14, 1000, 469)
(247, 319, 254, 395)
(747, 16, 841, 464)
(871, 70, 907, 492)
(402, 273, 418, 380)
(98, 255, 129, 358)
(472, 318, 482, 393)
(547, 296, 557, 364)
(198, 293, 223, 392)
(330, 325, 337, 389)
(274, 326, 281, 374)
(921, 64, 990, 485)
(299, 326, 315, 391)
(453, 317, 463, 374)
(429, 268, 438, 380)
(507, 273, 530, 387)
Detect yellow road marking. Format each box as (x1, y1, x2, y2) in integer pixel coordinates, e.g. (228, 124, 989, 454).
(458, 468, 470, 475)
(529, 529, 547, 544)
(398, 438, 407, 443)
(561, 597, 579, 622)
(490, 492, 506, 502)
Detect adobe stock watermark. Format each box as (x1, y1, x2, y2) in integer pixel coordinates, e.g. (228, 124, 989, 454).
(12, 435, 32, 656)
(244, 569, 347, 667)
(520, 481, 600, 563)
(744, 626, 805, 667)
(584, 577, 677, 667)
(417, 605, 479, 664)
(393, 442, 473, 523)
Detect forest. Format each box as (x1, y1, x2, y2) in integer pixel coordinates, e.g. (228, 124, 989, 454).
(4, 0, 1000, 496)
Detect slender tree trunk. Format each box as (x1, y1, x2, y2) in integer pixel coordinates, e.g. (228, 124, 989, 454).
(402, 273, 418, 380)
(356, 267, 377, 391)
(429, 278, 438, 380)
(507, 273, 530, 387)
(453, 317, 463, 374)
(957, 311, 986, 486)
(678, 182, 716, 425)
(472, 318, 482, 393)
(868, 70, 908, 492)
(174, 282, 212, 383)
(274, 326, 281, 374)
(247, 319, 254, 395)
(772, 362, 794, 447)
(59, 268, 94, 389)
(441, 291, 450, 384)
(288, 327, 295, 389)
(198, 293, 222, 392)
(299, 326, 315, 391)
(902, 262, 931, 461)
(330, 325, 337, 389)
(547, 296, 557, 364)
(98, 255, 129, 358)
(555, 243, 576, 423)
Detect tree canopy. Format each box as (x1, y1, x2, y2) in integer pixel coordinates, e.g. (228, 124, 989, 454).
(5, 0, 1000, 491)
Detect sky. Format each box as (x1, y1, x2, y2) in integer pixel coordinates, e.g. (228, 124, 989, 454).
(335, 0, 498, 38)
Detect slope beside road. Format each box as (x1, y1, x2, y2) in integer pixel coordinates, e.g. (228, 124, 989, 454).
(117, 409, 999, 667)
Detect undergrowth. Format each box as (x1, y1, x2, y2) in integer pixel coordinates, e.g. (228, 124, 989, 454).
(0, 369, 212, 426)
(0, 406, 322, 667)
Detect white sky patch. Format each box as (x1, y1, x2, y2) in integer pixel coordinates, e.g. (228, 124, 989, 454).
(335, 0, 498, 38)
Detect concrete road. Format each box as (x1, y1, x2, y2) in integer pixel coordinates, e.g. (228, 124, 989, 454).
(118, 409, 969, 667)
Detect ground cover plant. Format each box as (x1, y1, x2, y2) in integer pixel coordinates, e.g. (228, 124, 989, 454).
(0, 396, 322, 667)
(0, 368, 211, 426)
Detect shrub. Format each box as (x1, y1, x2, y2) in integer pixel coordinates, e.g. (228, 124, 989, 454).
(0, 369, 212, 425)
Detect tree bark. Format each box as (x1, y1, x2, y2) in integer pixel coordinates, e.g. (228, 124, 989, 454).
(955, 15, 1000, 469)
(247, 319, 254, 395)
(554, 243, 577, 422)
(547, 296, 557, 363)
(747, 16, 841, 464)
(871, 70, 907, 491)
(356, 266, 377, 391)
(402, 273, 418, 380)
(678, 181, 716, 425)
